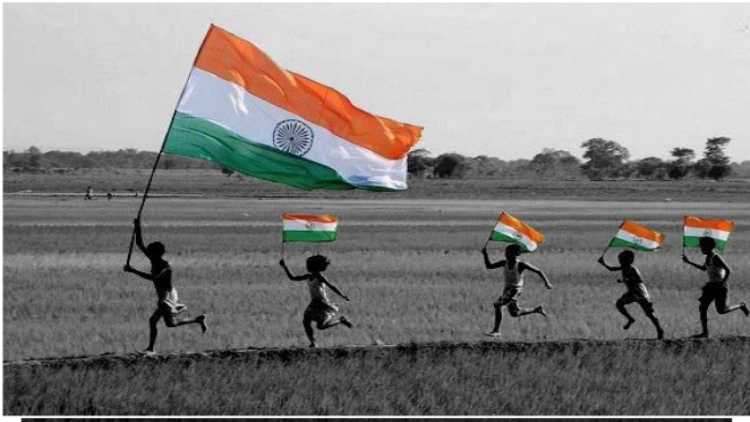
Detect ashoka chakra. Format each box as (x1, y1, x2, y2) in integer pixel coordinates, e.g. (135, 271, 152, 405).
(273, 119, 314, 156)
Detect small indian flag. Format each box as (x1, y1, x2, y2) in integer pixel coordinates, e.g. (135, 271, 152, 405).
(683, 216, 734, 251)
(608, 220, 665, 252)
(489, 212, 544, 252)
(282, 213, 338, 243)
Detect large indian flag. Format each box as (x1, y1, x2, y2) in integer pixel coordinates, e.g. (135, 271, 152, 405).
(282, 213, 338, 242)
(608, 220, 665, 252)
(683, 216, 734, 251)
(489, 212, 544, 252)
(163, 25, 423, 191)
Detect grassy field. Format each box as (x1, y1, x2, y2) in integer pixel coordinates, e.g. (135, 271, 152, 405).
(4, 193, 750, 414)
(5, 168, 750, 201)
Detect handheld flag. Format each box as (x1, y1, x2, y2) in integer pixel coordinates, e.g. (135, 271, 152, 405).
(163, 24, 423, 191)
(488, 212, 544, 252)
(607, 220, 665, 252)
(282, 214, 338, 243)
(683, 216, 734, 251)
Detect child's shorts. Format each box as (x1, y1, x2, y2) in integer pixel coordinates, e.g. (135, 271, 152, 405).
(699, 283, 728, 307)
(304, 300, 339, 325)
(618, 291, 654, 313)
(495, 286, 522, 307)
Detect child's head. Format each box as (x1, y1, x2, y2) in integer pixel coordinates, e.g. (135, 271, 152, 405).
(146, 241, 165, 258)
(504, 244, 522, 260)
(306, 254, 330, 273)
(699, 237, 716, 254)
(617, 250, 635, 266)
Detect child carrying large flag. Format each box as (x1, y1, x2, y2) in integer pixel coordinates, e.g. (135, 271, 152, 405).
(598, 220, 665, 339)
(482, 212, 552, 337)
(279, 214, 353, 347)
(681, 216, 748, 337)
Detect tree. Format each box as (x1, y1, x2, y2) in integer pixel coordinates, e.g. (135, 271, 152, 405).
(529, 148, 582, 179)
(432, 153, 468, 178)
(701, 137, 732, 180)
(635, 157, 666, 179)
(580, 138, 630, 180)
(667, 147, 695, 180)
(407, 148, 435, 177)
(27, 146, 42, 168)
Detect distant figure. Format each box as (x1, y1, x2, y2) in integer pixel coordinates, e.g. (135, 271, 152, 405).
(279, 255, 353, 347)
(598, 250, 664, 339)
(124, 218, 207, 353)
(106, 192, 113, 201)
(482, 244, 552, 337)
(84, 186, 93, 200)
(682, 237, 748, 338)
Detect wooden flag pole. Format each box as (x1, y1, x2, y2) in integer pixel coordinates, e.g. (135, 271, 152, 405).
(126, 26, 213, 266)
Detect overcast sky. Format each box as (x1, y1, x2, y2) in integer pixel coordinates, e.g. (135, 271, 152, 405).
(4, 3, 750, 161)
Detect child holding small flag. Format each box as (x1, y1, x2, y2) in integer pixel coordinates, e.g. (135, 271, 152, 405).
(482, 244, 552, 337)
(598, 220, 665, 339)
(598, 251, 664, 339)
(682, 237, 749, 338)
(280, 255, 353, 348)
(123, 218, 207, 354)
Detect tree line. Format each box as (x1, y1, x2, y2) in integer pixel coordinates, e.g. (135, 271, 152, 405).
(4, 137, 749, 181)
(409, 137, 749, 181)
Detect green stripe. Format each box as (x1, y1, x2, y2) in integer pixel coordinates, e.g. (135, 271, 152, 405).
(489, 232, 532, 252)
(683, 236, 729, 251)
(283, 231, 337, 242)
(164, 113, 357, 191)
(608, 237, 656, 252)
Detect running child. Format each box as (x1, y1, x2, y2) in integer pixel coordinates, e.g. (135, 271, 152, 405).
(123, 218, 207, 353)
(280, 255, 353, 347)
(598, 250, 664, 339)
(482, 244, 552, 337)
(682, 236, 748, 338)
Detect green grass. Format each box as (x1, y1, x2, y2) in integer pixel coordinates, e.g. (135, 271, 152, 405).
(4, 196, 750, 414)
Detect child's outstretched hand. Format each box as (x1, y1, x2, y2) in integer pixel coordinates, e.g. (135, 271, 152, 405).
(681, 254, 690, 264)
(279, 259, 286, 267)
(123, 264, 133, 273)
(597, 256, 605, 264)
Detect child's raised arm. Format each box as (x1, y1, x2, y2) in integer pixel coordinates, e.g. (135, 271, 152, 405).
(481, 246, 505, 269)
(597, 256, 620, 271)
(520, 262, 553, 289)
(319, 274, 350, 301)
(279, 259, 309, 282)
(681, 254, 706, 271)
(133, 218, 149, 256)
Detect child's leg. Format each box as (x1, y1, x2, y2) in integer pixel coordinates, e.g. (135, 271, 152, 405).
(639, 302, 664, 339)
(694, 297, 711, 337)
(303, 316, 316, 347)
(167, 314, 208, 332)
(507, 302, 545, 318)
(616, 296, 636, 330)
(713, 288, 748, 315)
(489, 301, 503, 333)
(146, 310, 161, 352)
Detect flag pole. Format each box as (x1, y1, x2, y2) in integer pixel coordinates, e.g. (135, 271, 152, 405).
(126, 25, 213, 266)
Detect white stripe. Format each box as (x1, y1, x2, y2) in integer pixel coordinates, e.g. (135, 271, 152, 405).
(493, 223, 538, 251)
(177, 68, 407, 190)
(614, 229, 661, 249)
(683, 226, 731, 240)
(283, 220, 338, 232)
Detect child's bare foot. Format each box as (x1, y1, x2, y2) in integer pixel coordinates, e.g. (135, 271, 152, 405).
(141, 349, 156, 355)
(537, 306, 547, 318)
(741, 302, 749, 317)
(196, 314, 208, 333)
(485, 331, 502, 337)
(656, 328, 665, 340)
(308, 342, 317, 348)
(623, 319, 635, 330)
(691, 332, 708, 338)
(340, 316, 353, 328)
